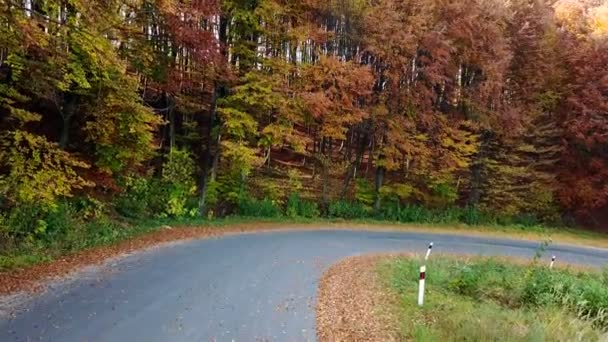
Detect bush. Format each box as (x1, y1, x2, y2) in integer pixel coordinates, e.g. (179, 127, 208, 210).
(115, 150, 198, 219)
(114, 177, 154, 219)
(238, 197, 281, 218)
(0, 198, 122, 253)
(0, 203, 47, 246)
(376, 200, 401, 221)
(435, 206, 463, 224)
(41, 201, 81, 244)
(79, 217, 124, 248)
(328, 200, 370, 219)
(161, 149, 197, 217)
(286, 193, 320, 218)
(462, 206, 482, 225)
(512, 213, 541, 227)
(397, 205, 434, 223)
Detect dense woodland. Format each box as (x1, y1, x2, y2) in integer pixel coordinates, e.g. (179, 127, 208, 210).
(1, 0, 608, 249)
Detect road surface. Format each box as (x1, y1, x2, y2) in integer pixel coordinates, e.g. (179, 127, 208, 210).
(2, 229, 608, 341)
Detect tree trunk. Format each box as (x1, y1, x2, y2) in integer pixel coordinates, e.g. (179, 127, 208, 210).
(198, 15, 228, 215)
(468, 130, 491, 206)
(198, 87, 218, 215)
(59, 95, 76, 149)
(374, 165, 385, 213)
(168, 99, 175, 151)
(340, 133, 367, 199)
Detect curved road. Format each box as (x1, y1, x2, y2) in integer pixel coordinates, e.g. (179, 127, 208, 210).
(2, 229, 608, 341)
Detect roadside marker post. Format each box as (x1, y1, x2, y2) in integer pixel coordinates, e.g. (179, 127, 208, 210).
(425, 242, 433, 261)
(418, 265, 426, 307)
(550, 256, 556, 269)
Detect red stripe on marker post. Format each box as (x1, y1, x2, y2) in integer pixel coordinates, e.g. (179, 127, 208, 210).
(418, 265, 426, 306)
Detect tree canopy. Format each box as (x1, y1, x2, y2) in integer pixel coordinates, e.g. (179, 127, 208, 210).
(1, 0, 607, 230)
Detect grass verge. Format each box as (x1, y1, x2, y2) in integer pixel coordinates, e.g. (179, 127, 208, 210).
(381, 255, 608, 341)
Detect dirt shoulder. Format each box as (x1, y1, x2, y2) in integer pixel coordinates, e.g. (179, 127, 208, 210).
(316, 254, 400, 342)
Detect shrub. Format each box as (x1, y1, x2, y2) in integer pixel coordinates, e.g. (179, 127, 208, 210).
(376, 200, 401, 221)
(161, 149, 197, 217)
(397, 205, 433, 223)
(355, 178, 375, 207)
(80, 217, 124, 248)
(74, 197, 106, 220)
(512, 213, 541, 227)
(114, 176, 153, 219)
(115, 150, 197, 219)
(0, 202, 47, 245)
(286, 193, 320, 218)
(328, 200, 369, 219)
(462, 206, 482, 225)
(42, 201, 80, 243)
(435, 206, 463, 224)
(238, 196, 281, 218)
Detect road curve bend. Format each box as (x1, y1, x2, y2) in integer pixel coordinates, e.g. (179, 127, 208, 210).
(2, 229, 608, 342)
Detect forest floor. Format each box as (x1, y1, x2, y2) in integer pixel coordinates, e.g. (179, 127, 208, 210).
(1, 217, 608, 297)
(317, 254, 608, 341)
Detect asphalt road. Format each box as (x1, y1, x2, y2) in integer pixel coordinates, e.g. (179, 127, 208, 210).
(2, 229, 608, 342)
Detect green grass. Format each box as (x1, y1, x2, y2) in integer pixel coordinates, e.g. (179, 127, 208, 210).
(380, 256, 608, 341)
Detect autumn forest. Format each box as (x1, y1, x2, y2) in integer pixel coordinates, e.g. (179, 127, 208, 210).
(1, 0, 608, 251)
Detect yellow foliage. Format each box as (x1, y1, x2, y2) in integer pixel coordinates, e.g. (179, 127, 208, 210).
(590, 5, 608, 37)
(0, 131, 93, 208)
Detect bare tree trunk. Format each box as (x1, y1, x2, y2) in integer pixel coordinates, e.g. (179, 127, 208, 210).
(199, 16, 228, 215)
(340, 132, 367, 199)
(59, 95, 76, 149)
(374, 166, 385, 213)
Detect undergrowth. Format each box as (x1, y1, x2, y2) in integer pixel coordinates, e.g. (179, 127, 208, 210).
(381, 256, 608, 341)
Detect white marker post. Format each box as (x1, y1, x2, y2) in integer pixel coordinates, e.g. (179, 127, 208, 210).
(550, 256, 556, 269)
(418, 265, 426, 307)
(425, 242, 434, 261)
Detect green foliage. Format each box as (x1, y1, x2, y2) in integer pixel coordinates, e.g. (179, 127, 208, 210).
(287, 169, 303, 193)
(114, 176, 157, 219)
(237, 196, 282, 218)
(383, 256, 608, 340)
(286, 193, 320, 218)
(204, 179, 221, 210)
(379, 183, 416, 203)
(162, 149, 197, 217)
(114, 149, 197, 218)
(0, 203, 47, 247)
(328, 200, 370, 219)
(0, 198, 125, 254)
(74, 197, 107, 220)
(85, 86, 162, 174)
(428, 178, 459, 208)
(355, 178, 375, 206)
(257, 178, 284, 204)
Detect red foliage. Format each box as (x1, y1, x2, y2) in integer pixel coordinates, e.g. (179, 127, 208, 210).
(557, 37, 608, 219)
